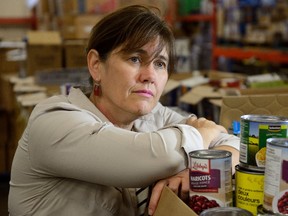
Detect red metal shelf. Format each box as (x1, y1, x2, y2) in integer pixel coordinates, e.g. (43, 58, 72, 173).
(0, 9, 37, 29)
(0, 17, 37, 29)
(213, 46, 288, 64)
(0, 17, 33, 24)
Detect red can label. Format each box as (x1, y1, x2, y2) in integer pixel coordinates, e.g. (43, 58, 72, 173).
(190, 160, 221, 192)
(189, 150, 233, 215)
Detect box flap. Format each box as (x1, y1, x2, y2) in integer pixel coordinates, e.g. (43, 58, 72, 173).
(27, 31, 62, 45)
(179, 85, 222, 105)
(162, 79, 180, 95)
(154, 186, 197, 216)
(208, 70, 246, 81)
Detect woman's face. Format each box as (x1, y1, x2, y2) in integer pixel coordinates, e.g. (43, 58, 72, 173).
(90, 38, 169, 124)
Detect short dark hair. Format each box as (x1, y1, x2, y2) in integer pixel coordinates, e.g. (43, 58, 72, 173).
(86, 5, 175, 75)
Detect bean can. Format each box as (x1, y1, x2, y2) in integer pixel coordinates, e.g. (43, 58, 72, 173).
(240, 115, 288, 171)
(235, 165, 265, 215)
(188, 150, 233, 215)
(263, 138, 288, 214)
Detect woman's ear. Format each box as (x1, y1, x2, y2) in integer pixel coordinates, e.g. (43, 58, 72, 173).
(87, 49, 101, 81)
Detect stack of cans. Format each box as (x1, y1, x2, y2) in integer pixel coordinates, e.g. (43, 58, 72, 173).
(235, 115, 288, 215)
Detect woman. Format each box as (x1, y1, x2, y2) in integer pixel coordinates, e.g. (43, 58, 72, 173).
(8, 5, 239, 216)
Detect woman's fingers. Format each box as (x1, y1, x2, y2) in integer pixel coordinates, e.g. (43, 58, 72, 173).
(148, 180, 166, 215)
(148, 169, 190, 215)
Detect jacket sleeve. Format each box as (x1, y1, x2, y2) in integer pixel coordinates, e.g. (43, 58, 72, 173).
(141, 102, 240, 151)
(27, 103, 204, 188)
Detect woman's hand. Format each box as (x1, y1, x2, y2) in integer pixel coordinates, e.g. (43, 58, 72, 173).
(148, 169, 189, 215)
(186, 117, 227, 148)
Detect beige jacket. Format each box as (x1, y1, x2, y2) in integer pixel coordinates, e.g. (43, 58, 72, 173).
(8, 88, 239, 216)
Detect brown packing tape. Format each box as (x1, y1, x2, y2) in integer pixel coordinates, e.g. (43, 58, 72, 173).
(154, 186, 197, 216)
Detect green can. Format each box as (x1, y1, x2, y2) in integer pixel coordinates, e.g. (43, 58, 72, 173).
(239, 115, 288, 171)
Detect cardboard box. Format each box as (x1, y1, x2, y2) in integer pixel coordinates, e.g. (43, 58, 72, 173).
(54, 0, 79, 16)
(177, 70, 247, 105)
(75, 14, 104, 39)
(154, 186, 197, 216)
(239, 86, 288, 95)
(26, 31, 63, 76)
(119, 0, 168, 16)
(0, 110, 8, 173)
(59, 14, 104, 39)
(63, 39, 87, 68)
(85, 0, 118, 13)
(219, 94, 288, 130)
(179, 85, 222, 106)
(0, 41, 25, 74)
(0, 47, 19, 74)
(58, 15, 78, 39)
(0, 74, 16, 111)
(208, 70, 247, 88)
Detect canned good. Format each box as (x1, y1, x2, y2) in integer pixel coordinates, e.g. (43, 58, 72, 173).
(263, 138, 288, 214)
(257, 204, 280, 215)
(189, 150, 233, 215)
(240, 115, 288, 171)
(235, 165, 265, 215)
(199, 207, 253, 216)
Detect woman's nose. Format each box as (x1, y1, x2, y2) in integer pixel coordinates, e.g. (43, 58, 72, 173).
(139, 64, 156, 83)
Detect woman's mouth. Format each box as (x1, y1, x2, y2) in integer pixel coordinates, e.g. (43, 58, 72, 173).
(133, 90, 154, 97)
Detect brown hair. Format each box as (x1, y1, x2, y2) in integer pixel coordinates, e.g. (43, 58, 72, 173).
(86, 5, 175, 75)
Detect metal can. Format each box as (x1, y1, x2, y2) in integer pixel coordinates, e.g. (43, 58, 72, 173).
(240, 115, 288, 171)
(235, 165, 265, 215)
(199, 207, 253, 216)
(257, 204, 279, 215)
(263, 138, 288, 214)
(188, 150, 233, 215)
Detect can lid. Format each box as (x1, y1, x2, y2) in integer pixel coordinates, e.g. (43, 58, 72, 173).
(199, 207, 253, 216)
(267, 138, 288, 148)
(189, 149, 232, 159)
(241, 114, 288, 123)
(235, 164, 265, 174)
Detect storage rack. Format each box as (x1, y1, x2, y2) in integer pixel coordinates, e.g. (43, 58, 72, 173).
(174, 0, 288, 70)
(0, 8, 37, 30)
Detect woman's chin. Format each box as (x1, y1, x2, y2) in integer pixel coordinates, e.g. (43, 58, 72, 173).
(134, 104, 154, 116)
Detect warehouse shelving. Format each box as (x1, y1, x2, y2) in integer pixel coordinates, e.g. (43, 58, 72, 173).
(213, 46, 288, 65)
(173, 0, 217, 70)
(0, 8, 37, 29)
(173, 0, 288, 70)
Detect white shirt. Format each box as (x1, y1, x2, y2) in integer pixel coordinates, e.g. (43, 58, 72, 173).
(8, 87, 239, 216)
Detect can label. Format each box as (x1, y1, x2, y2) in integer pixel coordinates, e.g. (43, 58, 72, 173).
(257, 205, 275, 215)
(189, 150, 232, 215)
(240, 115, 288, 171)
(235, 165, 264, 215)
(263, 138, 288, 214)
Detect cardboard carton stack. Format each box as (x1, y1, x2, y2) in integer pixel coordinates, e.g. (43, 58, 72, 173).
(26, 31, 62, 76)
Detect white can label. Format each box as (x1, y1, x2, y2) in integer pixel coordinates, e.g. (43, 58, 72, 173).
(264, 143, 288, 214)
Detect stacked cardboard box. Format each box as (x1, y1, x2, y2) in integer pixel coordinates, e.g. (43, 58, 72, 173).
(36, 0, 168, 39)
(63, 39, 87, 68)
(26, 31, 62, 76)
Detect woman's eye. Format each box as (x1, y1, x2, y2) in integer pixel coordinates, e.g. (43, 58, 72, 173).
(130, 56, 141, 63)
(155, 61, 166, 69)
